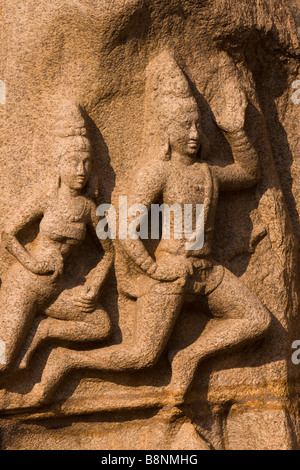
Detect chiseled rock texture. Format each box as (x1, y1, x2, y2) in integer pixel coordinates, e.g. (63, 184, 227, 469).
(0, 0, 300, 450)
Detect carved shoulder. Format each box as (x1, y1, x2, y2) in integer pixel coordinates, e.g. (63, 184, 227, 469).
(129, 159, 168, 207)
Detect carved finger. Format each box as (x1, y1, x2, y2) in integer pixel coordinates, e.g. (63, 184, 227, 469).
(77, 306, 95, 314)
(74, 298, 95, 306)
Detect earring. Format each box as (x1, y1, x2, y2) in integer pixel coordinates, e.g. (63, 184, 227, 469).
(161, 139, 171, 161)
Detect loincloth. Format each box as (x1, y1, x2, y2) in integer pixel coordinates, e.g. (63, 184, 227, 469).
(185, 257, 225, 298)
(118, 255, 225, 299)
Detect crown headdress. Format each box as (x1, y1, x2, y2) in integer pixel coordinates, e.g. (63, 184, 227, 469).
(142, 51, 200, 161)
(145, 50, 193, 101)
(55, 102, 91, 157)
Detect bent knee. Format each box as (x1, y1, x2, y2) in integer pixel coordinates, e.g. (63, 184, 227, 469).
(259, 306, 271, 334)
(129, 347, 160, 370)
(93, 310, 113, 340)
(248, 303, 271, 337)
(100, 314, 113, 339)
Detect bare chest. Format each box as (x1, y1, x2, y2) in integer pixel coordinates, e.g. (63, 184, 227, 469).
(163, 164, 211, 206)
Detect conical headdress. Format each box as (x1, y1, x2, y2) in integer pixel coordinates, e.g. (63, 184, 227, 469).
(143, 51, 199, 160)
(145, 50, 197, 120)
(55, 102, 91, 158)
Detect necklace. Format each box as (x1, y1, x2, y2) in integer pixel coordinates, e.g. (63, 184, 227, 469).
(67, 198, 88, 223)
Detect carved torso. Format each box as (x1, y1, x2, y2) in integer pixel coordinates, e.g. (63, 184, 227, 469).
(36, 194, 90, 258)
(157, 160, 219, 258)
(164, 162, 208, 206)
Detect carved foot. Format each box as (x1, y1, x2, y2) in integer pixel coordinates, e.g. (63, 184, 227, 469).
(19, 321, 50, 370)
(21, 384, 48, 408)
(168, 348, 201, 406)
(0, 384, 48, 412)
(19, 343, 39, 370)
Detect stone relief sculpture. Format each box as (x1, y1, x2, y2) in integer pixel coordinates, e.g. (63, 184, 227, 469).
(1, 0, 299, 450)
(15, 53, 271, 412)
(0, 103, 113, 385)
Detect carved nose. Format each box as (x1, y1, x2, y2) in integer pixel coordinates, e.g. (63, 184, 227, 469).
(190, 124, 199, 140)
(77, 163, 85, 174)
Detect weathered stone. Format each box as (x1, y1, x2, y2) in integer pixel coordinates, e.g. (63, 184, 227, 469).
(0, 0, 299, 450)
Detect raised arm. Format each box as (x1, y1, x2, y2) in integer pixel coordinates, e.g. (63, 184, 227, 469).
(211, 84, 260, 191)
(215, 129, 260, 191)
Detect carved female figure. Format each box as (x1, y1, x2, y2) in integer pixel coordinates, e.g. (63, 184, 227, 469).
(0, 104, 113, 373)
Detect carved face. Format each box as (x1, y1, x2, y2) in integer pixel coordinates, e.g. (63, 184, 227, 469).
(167, 101, 202, 157)
(59, 151, 92, 191)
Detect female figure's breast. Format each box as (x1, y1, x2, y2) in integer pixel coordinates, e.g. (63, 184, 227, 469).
(39, 206, 88, 246)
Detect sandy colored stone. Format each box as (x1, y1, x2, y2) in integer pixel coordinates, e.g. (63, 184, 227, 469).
(0, 0, 299, 450)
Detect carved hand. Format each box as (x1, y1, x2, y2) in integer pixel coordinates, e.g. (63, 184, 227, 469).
(73, 285, 98, 314)
(148, 257, 192, 282)
(211, 84, 248, 134)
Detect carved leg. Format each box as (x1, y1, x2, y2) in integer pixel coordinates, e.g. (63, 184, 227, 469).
(170, 268, 271, 402)
(0, 283, 38, 372)
(28, 286, 185, 403)
(19, 307, 112, 370)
